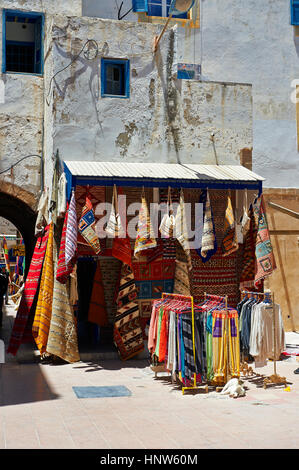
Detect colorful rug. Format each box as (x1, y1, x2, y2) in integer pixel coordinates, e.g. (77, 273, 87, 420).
(239, 204, 258, 289)
(7, 226, 50, 355)
(88, 260, 109, 327)
(113, 263, 144, 360)
(32, 223, 54, 354)
(253, 194, 276, 287)
(222, 195, 238, 257)
(65, 190, 78, 265)
(56, 207, 75, 284)
(78, 195, 102, 255)
(134, 193, 157, 258)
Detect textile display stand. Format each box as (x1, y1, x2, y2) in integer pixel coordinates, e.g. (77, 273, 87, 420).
(240, 290, 287, 389)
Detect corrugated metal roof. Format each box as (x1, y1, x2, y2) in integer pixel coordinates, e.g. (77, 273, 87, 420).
(64, 161, 264, 182)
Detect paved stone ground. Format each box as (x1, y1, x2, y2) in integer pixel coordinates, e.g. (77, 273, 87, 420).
(0, 301, 299, 450)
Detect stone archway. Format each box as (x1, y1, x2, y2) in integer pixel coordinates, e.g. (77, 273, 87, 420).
(0, 187, 37, 277)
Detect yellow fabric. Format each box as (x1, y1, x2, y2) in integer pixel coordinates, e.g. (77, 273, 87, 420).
(32, 223, 54, 354)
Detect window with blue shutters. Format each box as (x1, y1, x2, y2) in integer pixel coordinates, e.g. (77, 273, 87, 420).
(148, 0, 188, 18)
(2, 10, 44, 74)
(101, 59, 130, 99)
(132, 0, 148, 12)
(291, 0, 299, 25)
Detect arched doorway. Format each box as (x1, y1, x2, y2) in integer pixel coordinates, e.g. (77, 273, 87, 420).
(0, 191, 36, 277)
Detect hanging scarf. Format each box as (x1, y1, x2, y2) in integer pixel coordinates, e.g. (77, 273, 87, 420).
(159, 187, 175, 238)
(174, 189, 192, 270)
(134, 191, 157, 258)
(56, 205, 75, 284)
(7, 226, 50, 355)
(221, 195, 238, 257)
(32, 223, 54, 354)
(88, 260, 109, 327)
(65, 190, 78, 265)
(254, 194, 276, 287)
(78, 194, 101, 254)
(197, 189, 217, 262)
(239, 205, 258, 289)
(106, 185, 126, 238)
(113, 263, 144, 360)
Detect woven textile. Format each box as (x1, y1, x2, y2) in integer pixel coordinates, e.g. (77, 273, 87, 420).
(32, 223, 54, 354)
(112, 188, 133, 268)
(222, 196, 238, 257)
(2, 236, 11, 278)
(65, 190, 78, 265)
(197, 189, 217, 262)
(173, 260, 191, 296)
(88, 261, 109, 327)
(46, 275, 80, 363)
(174, 189, 192, 270)
(78, 195, 101, 255)
(56, 207, 75, 284)
(254, 194, 276, 287)
(106, 185, 125, 238)
(7, 227, 50, 355)
(181, 315, 196, 380)
(239, 204, 258, 289)
(134, 194, 157, 258)
(114, 263, 144, 360)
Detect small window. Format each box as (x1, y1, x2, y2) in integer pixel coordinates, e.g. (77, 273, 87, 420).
(291, 0, 299, 25)
(2, 10, 44, 75)
(148, 0, 188, 19)
(101, 59, 130, 98)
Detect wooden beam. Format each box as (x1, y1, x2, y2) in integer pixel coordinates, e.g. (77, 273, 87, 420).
(267, 201, 299, 219)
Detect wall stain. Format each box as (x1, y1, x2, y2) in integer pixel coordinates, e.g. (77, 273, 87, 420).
(115, 122, 138, 157)
(149, 78, 155, 108)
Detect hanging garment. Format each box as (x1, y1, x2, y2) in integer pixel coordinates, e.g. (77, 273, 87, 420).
(2, 236, 11, 279)
(106, 185, 126, 238)
(166, 311, 177, 377)
(57, 172, 67, 218)
(69, 264, 78, 307)
(159, 187, 175, 238)
(49, 161, 59, 226)
(221, 196, 238, 257)
(174, 189, 192, 270)
(173, 260, 190, 296)
(158, 310, 169, 362)
(239, 205, 258, 289)
(7, 226, 50, 355)
(32, 223, 54, 354)
(35, 188, 49, 237)
(46, 275, 80, 363)
(196, 189, 217, 262)
(65, 190, 78, 265)
(113, 263, 144, 360)
(112, 187, 133, 268)
(78, 195, 101, 255)
(56, 207, 75, 284)
(134, 192, 157, 258)
(253, 195, 276, 287)
(87, 261, 109, 327)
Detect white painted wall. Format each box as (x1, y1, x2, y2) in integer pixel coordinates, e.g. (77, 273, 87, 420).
(200, 0, 299, 188)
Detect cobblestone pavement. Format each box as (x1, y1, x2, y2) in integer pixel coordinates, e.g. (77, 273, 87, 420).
(0, 301, 299, 451)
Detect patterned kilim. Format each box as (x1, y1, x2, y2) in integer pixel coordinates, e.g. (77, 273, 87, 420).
(7, 227, 50, 355)
(221, 196, 238, 257)
(173, 260, 191, 296)
(56, 207, 75, 284)
(239, 204, 258, 289)
(254, 194, 276, 287)
(32, 223, 54, 354)
(88, 261, 109, 327)
(65, 190, 78, 265)
(134, 194, 157, 258)
(46, 275, 80, 363)
(113, 263, 144, 360)
(78, 195, 102, 255)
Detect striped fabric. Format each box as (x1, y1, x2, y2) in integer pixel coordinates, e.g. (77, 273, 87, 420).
(78, 195, 101, 254)
(56, 207, 74, 284)
(113, 263, 144, 360)
(221, 196, 238, 257)
(65, 190, 78, 265)
(7, 226, 50, 355)
(197, 189, 217, 262)
(181, 315, 196, 380)
(32, 223, 54, 354)
(173, 260, 190, 296)
(174, 189, 192, 270)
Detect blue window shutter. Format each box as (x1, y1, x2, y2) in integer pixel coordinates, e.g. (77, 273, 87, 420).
(132, 0, 148, 12)
(291, 0, 299, 25)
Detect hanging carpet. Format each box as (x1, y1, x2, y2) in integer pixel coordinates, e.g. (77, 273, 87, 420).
(7, 226, 50, 355)
(56, 206, 75, 284)
(88, 260, 109, 327)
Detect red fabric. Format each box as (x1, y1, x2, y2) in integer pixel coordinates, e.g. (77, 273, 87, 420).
(7, 226, 50, 355)
(158, 312, 168, 362)
(56, 205, 75, 284)
(112, 187, 133, 268)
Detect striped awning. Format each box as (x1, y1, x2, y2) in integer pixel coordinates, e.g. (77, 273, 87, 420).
(63, 160, 264, 198)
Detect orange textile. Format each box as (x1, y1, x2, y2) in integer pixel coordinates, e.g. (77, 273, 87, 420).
(88, 261, 109, 326)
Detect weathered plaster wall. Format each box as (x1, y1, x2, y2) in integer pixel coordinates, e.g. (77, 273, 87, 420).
(200, 0, 299, 188)
(49, 16, 252, 169)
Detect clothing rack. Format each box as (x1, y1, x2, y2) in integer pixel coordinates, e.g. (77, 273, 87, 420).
(240, 290, 287, 389)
